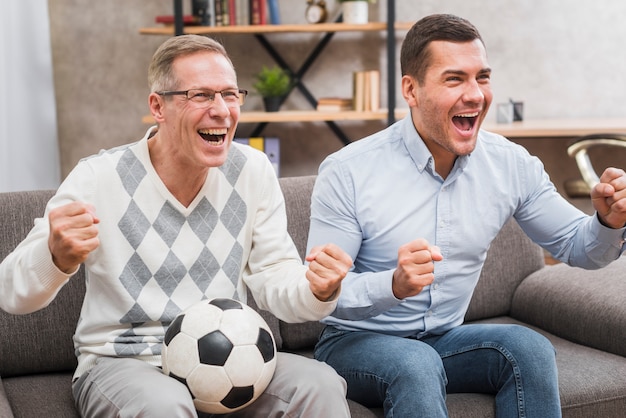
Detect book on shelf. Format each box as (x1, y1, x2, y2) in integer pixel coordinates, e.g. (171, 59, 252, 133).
(234, 137, 280, 176)
(353, 71, 365, 112)
(155, 15, 200, 25)
(159, 0, 269, 28)
(352, 70, 380, 112)
(208, 0, 217, 26)
(228, 0, 237, 26)
(235, 0, 249, 26)
(250, 0, 267, 25)
(267, 0, 280, 24)
(191, 0, 214, 26)
(368, 70, 380, 112)
(214, 0, 234, 27)
(316, 97, 354, 112)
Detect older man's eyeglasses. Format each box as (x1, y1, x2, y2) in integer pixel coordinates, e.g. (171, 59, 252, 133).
(156, 88, 248, 107)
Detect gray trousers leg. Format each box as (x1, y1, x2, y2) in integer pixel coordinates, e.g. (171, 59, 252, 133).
(72, 357, 197, 418)
(72, 353, 350, 418)
(215, 352, 350, 418)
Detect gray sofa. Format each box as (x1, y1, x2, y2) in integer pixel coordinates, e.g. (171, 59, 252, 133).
(1, 175, 626, 418)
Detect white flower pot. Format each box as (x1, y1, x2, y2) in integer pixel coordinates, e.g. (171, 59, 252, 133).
(342, 2, 369, 24)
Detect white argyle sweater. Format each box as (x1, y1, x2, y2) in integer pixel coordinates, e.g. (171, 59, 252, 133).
(0, 128, 336, 379)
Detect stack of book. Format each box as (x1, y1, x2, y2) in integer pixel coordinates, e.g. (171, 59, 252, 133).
(156, 0, 280, 27)
(316, 97, 354, 112)
(234, 137, 280, 176)
(352, 70, 380, 112)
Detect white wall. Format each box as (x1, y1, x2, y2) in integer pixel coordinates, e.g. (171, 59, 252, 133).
(0, 0, 60, 192)
(398, 0, 626, 122)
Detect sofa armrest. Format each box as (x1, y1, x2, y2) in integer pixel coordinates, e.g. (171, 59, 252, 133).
(510, 256, 626, 358)
(0, 379, 15, 418)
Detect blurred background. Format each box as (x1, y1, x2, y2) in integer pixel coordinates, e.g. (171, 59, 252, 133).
(3, 0, 626, 215)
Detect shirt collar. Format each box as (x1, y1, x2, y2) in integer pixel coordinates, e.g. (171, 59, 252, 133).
(400, 114, 471, 179)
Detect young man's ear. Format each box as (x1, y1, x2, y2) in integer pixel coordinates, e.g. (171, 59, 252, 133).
(401, 75, 419, 107)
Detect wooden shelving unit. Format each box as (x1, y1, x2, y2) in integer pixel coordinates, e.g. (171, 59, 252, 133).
(140, 1, 411, 144)
(140, 22, 414, 36)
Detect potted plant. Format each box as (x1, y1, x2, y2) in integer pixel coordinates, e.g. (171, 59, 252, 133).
(253, 65, 292, 112)
(338, 0, 375, 24)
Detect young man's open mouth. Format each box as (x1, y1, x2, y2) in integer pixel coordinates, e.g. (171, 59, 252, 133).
(452, 112, 479, 133)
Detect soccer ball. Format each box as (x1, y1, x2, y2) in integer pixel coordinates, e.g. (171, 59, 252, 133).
(162, 298, 277, 414)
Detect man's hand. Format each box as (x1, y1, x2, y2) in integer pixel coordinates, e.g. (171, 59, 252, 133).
(48, 202, 100, 274)
(591, 167, 626, 229)
(392, 239, 443, 299)
(305, 243, 353, 301)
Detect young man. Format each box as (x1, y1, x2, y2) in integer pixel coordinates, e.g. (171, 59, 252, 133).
(307, 14, 626, 418)
(0, 35, 353, 417)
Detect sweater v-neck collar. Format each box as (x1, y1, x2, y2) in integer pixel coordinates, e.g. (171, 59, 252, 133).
(137, 132, 211, 214)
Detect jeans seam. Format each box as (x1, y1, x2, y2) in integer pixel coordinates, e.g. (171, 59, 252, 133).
(339, 369, 394, 416)
(438, 342, 525, 418)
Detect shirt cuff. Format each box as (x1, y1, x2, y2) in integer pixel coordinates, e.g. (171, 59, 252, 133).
(593, 212, 626, 253)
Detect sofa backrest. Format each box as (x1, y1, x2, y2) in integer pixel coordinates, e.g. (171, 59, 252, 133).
(464, 219, 544, 322)
(278, 176, 325, 350)
(0, 177, 546, 376)
(0, 190, 84, 377)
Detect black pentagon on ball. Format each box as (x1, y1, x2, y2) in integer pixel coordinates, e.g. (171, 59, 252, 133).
(221, 385, 254, 409)
(256, 328, 275, 362)
(164, 314, 185, 345)
(197, 330, 233, 366)
(209, 298, 243, 311)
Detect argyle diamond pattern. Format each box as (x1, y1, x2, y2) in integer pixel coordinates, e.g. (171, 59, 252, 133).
(112, 146, 248, 355)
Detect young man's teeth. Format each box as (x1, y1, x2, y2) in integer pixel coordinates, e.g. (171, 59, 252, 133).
(452, 112, 478, 131)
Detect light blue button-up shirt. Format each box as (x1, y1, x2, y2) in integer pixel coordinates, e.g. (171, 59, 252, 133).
(307, 115, 625, 338)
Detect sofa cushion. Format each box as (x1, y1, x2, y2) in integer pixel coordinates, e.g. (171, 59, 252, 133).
(555, 335, 626, 417)
(0, 276, 83, 377)
(464, 219, 544, 322)
(511, 256, 626, 358)
(447, 393, 495, 418)
(3, 373, 79, 418)
(474, 316, 626, 418)
(279, 320, 325, 351)
(0, 379, 14, 418)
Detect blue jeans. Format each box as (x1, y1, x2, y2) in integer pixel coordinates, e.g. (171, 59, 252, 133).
(315, 323, 562, 418)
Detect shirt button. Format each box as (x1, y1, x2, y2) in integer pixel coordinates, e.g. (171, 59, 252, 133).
(427, 310, 433, 317)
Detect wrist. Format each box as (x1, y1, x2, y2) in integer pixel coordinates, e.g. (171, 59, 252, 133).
(597, 212, 626, 229)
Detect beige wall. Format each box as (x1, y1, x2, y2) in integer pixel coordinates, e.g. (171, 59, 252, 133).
(48, 0, 626, 212)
